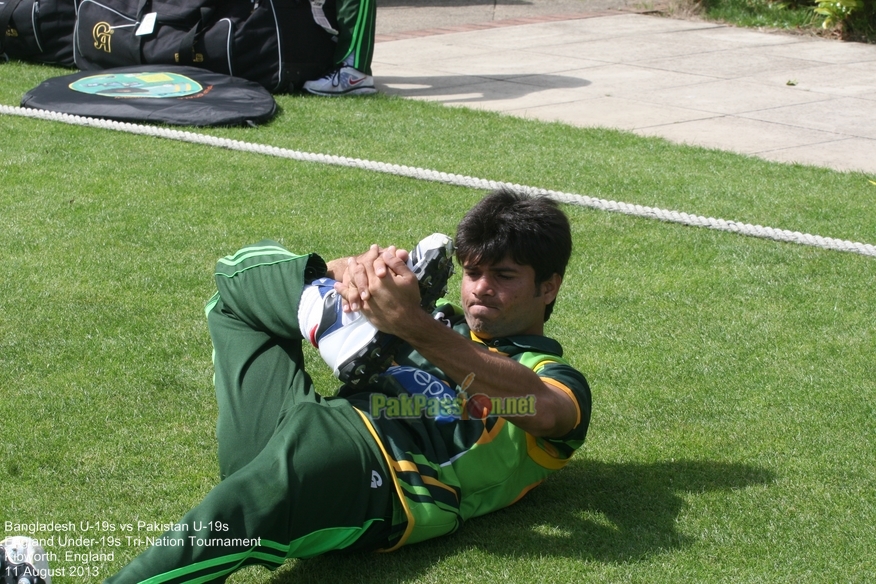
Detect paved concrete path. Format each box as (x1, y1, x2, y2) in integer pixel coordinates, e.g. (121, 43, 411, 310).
(372, 3, 876, 175)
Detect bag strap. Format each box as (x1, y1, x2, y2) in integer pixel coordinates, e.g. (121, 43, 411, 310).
(176, 5, 213, 64)
(0, 0, 27, 53)
(309, 0, 338, 36)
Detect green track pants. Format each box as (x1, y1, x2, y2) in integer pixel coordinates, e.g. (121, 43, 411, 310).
(335, 0, 377, 74)
(105, 242, 397, 584)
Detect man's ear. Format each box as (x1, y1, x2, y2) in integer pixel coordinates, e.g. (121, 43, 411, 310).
(540, 273, 562, 305)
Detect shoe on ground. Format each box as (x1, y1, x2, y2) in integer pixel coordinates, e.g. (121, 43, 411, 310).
(0, 536, 51, 584)
(303, 66, 377, 96)
(310, 234, 455, 388)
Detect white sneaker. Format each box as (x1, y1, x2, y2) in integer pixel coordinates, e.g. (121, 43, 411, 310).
(0, 536, 51, 584)
(299, 234, 454, 388)
(299, 277, 395, 387)
(303, 66, 377, 96)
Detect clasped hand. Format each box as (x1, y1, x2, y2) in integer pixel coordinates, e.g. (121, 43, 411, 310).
(333, 245, 425, 338)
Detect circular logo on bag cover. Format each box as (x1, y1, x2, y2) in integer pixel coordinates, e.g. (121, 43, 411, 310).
(70, 72, 203, 98)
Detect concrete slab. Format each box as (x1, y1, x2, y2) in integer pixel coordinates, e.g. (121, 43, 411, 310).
(634, 115, 848, 154)
(376, 72, 593, 106)
(501, 94, 719, 130)
(515, 64, 708, 93)
(532, 35, 727, 64)
(371, 37, 502, 67)
(758, 137, 876, 171)
(413, 47, 602, 75)
(637, 79, 831, 115)
(656, 23, 807, 48)
(639, 45, 826, 80)
(754, 36, 876, 65)
(740, 96, 876, 140)
(739, 62, 876, 100)
(373, 7, 876, 175)
(376, 0, 644, 36)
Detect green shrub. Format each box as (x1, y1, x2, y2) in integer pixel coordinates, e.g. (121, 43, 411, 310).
(698, 0, 876, 40)
(840, 0, 876, 39)
(814, 0, 864, 28)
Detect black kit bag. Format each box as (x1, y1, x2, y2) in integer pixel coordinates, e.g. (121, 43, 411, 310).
(73, 0, 336, 92)
(21, 65, 278, 126)
(273, 0, 337, 88)
(0, 0, 77, 66)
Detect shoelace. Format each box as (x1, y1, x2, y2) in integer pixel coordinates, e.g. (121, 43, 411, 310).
(314, 67, 365, 90)
(330, 68, 342, 88)
(312, 68, 343, 87)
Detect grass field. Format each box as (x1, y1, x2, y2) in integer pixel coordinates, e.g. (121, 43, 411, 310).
(1, 60, 875, 584)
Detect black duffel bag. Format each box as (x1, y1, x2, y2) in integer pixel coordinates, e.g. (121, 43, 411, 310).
(73, 0, 336, 92)
(0, 0, 76, 66)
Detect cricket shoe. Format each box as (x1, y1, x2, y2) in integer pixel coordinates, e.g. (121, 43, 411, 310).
(408, 232, 455, 313)
(0, 536, 51, 584)
(303, 234, 455, 387)
(303, 66, 377, 96)
(302, 277, 393, 386)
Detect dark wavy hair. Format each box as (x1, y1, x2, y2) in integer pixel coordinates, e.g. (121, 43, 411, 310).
(454, 189, 572, 321)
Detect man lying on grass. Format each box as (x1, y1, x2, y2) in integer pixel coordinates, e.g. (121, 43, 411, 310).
(3, 188, 592, 584)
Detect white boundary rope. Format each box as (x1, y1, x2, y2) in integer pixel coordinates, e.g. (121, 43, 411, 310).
(3, 104, 874, 258)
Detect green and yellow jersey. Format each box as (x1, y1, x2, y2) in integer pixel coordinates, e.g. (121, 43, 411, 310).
(343, 302, 592, 549)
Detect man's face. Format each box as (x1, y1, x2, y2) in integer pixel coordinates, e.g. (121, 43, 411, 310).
(460, 255, 560, 340)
